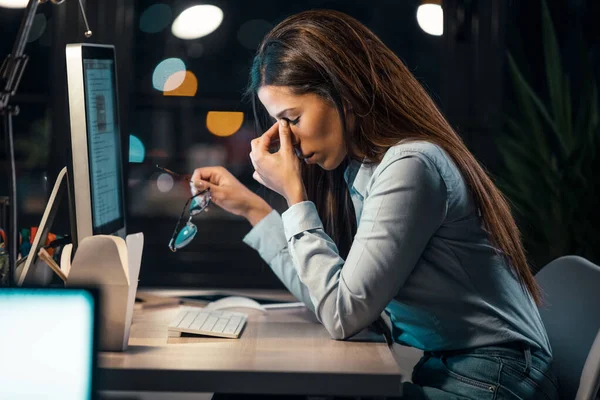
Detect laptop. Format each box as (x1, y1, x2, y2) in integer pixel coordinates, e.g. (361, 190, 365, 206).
(0, 287, 98, 399)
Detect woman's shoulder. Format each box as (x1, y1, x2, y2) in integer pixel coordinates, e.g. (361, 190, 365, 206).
(386, 139, 446, 160)
(380, 139, 475, 221)
(377, 139, 466, 199)
(377, 139, 449, 173)
(364, 140, 447, 189)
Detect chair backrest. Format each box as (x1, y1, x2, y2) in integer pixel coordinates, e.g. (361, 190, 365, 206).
(535, 256, 600, 400)
(576, 329, 600, 400)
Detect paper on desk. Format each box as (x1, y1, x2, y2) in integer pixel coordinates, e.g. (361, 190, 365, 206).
(263, 302, 306, 310)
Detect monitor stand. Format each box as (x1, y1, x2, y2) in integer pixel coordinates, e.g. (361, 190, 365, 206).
(15, 166, 75, 286)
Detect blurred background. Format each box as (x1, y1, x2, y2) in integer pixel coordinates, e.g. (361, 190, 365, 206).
(1, 0, 598, 288)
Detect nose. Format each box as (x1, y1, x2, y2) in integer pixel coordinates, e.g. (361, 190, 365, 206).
(270, 135, 300, 148)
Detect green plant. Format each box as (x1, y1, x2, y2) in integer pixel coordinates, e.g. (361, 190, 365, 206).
(497, 0, 600, 271)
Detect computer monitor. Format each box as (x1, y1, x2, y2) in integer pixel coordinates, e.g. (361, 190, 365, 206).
(14, 44, 126, 286)
(66, 43, 126, 245)
(0, 287, 98, 399)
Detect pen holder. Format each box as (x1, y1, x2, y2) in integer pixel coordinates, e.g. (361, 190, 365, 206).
(62, 233, 144, 351)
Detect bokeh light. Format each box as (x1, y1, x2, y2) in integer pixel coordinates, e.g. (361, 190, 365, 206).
(172, 5, 223, 40)
(417, 4, 444, 36)
(156, 173, 174, 193)
(152, 58, 186, 91)
(129, 134, 146, 163)
(139, 3, 172, 34)
(206, 112, 244, 137)
(0, 0, 27, 8)
(163, 71, 198, 97)
(27, 14, 47, 43)
(237, 19, 273, 50)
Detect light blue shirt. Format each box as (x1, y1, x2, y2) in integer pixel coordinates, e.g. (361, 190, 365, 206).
(243, 140, 551, 355)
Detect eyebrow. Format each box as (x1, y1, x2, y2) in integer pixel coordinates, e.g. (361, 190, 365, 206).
(274, 107, 298, 119)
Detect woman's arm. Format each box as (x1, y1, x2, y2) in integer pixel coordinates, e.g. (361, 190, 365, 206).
(243, 210, 316, 313)
(189, 165, 316, 312)
(283, 153, 447, 339)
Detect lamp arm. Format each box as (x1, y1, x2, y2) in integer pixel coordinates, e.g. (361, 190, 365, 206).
(0, 0, 92, 286)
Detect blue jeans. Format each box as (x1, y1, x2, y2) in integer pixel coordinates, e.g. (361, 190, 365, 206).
(402, 342, 560, 399)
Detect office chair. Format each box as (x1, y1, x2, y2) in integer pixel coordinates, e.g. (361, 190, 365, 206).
(535, 255, 600, 400)
(576, 329, 600, 400)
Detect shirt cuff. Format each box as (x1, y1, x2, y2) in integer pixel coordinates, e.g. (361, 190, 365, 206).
(242, 210, 288, 263)
(281, 201, 323, 241)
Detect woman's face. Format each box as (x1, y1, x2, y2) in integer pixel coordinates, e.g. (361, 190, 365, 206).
(257, 85, 347, 170)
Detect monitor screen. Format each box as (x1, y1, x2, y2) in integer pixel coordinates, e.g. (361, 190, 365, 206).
(0, 288, 96, 399)
(82, 54, 124, 235)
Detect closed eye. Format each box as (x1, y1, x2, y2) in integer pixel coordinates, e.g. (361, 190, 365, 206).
(284, 117, 300, 126)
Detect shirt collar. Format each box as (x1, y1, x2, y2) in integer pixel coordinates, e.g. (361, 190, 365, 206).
(343, 158, 378, 199)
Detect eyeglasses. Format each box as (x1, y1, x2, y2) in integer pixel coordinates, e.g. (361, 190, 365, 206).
(169, 188, 211, 252)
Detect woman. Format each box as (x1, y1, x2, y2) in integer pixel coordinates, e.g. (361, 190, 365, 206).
(191, 10, 559, 400)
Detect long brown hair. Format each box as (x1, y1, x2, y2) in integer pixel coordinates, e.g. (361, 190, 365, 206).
(246, 10, 541, 304)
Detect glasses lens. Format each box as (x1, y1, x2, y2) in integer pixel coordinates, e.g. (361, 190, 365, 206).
(190, 191, 211, 216)
(171, 222, 197, 251)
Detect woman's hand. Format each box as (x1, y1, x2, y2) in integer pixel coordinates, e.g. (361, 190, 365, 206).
(190, 166, 272, 226)
(249, 120, 307, 206)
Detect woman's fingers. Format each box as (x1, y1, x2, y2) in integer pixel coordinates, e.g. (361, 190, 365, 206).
(260, 122, 280, 145)
(250, 123, 278, 167)
(191, 166, 234, 196)
(190, 179, 209, 195)
(251, 122, 279, 155)
(248, 152, 260, 176)
(191, 166, 228, 185)
(252, 171, 267, 187)
(277, 119, 293, 150)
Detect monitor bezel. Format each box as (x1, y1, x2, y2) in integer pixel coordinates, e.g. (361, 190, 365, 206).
(66, 43, 126, 247)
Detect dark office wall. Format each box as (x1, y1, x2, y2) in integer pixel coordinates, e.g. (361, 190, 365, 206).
(440, 0, 507, 171)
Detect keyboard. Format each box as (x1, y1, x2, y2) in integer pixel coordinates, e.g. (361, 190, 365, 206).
(168, 306, 248, 339)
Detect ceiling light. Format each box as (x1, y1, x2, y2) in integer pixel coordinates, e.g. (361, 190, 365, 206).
(172, 5, 223, 40)
(417, 0, 443, 36)
(0, 0, 28, 8)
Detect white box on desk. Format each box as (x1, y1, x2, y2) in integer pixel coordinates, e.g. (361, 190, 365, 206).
(63, 233, 144, 351)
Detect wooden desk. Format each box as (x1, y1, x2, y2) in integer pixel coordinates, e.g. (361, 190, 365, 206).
(98, 289, 405, 396)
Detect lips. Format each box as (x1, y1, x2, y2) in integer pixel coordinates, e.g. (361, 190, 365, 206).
(302, 153, 316, 164)
(296, 149, 314, 159)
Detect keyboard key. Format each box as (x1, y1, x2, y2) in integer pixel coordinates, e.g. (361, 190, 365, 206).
(212, 318, 229, 333)
(201, 315, 219, 331)
(189, 312, 209, 330)
(170, 311, 188, 328)
(224, 320, 239, 334)
(179, 312, 197, 328)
